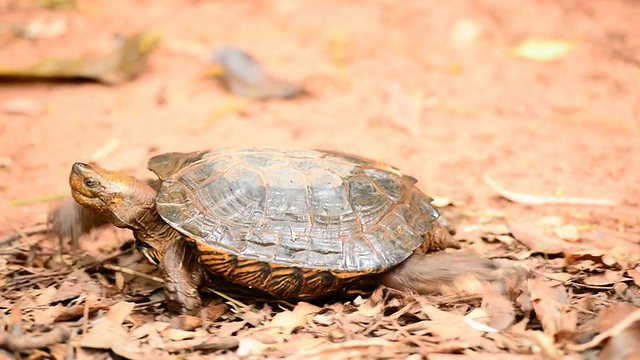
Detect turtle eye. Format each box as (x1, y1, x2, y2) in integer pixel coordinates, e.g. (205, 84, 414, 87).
(84, 178, 98, 188)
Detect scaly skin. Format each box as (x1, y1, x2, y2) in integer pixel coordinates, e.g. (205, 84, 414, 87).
(66, 163, 203, 314)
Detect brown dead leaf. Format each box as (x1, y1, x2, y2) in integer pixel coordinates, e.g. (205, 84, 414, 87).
(411, 306, 484, 340)
(356, 299, 383, 317)
(240, 305, 270, 327)
(163, 328, 205, 341)
(172, 315, 202, 331)
(508, 220, 565, 254)
(267, 302, 321, 335)
(483, 223, 511, 235)
(596, 303, 640, 360)
(80, 301, 134, 349)
(216, 321, 247, 337)
(554, 225, 580, 242)
(270, 337, 325, 354)
(131, 322, 170, 339)
(527, 278, 576, 338)
(627, 268, 640, 286)
(201, 303, 229, 323)
(52, 270, 104, 304)
(541, 272, 573, 285)
(567, 304, 640, 354)
(34, 286, 58, 306)
(291, 338, 393, 360)
(32, 304, 66, 325)
(583, 270, 623, 286)
(482, 285, 516, 330)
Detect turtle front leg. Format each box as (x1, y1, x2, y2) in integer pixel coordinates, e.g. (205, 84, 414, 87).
(161, 240, 205, 315)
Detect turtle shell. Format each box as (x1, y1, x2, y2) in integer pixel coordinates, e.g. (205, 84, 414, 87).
(151, 148, 440, 299)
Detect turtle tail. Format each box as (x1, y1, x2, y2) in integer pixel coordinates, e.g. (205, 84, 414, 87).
(380, 250, 528, 296)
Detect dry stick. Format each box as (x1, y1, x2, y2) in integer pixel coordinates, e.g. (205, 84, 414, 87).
(483, 174, 617, 206)
(101, 264, 250, 310)
(391, 319, 432, 351)
(566, 309, 640, 352)
(164, 337, 239, 353)
(0, 223, 49, 246)
(102, 263, 163, 283)
(0, 326, 70, 351)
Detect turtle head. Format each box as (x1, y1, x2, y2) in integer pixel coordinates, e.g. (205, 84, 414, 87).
(69, 163, 156, 229)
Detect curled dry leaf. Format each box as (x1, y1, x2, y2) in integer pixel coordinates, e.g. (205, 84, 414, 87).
(596, 303, 640, 360)
(567, 305, 640, 353)
(508, 220, 565, 254)
(527, 278, 576, 338)
(209, 46, 304, 100)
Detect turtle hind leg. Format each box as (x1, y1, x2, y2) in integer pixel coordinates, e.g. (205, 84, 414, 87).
(415, 220, 461, 254)
(161, 240, 205, 315)
(380, 250, 529, 296)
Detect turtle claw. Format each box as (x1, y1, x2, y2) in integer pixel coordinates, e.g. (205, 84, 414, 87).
(164, 282, 202, 315)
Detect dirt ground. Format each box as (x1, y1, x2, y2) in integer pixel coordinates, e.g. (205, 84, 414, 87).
(1, 0, 640, 359)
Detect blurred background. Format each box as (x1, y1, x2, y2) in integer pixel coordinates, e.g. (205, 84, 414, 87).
(1, 0, 639, 230)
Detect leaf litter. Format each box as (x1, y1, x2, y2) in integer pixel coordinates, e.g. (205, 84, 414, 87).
(4, 206, 637, 358)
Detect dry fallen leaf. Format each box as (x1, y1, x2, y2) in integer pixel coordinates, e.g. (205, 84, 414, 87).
(482, 285, 516, 330)
(508, 220, 565, 254)
(553, 225, 580, 242)
(583, 270, 623, 286)
(527, 278, 576, 338)
(80, 301, 134, 349)
(596, 303, 640, 360)
(627, 268, 640, 286)
(267, 302, 321, 335)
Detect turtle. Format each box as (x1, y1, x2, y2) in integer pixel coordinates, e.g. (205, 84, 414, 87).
(60, 147, 511, 314)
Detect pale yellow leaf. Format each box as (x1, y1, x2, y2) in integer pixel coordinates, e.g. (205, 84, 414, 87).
(511, 38, 575, 62)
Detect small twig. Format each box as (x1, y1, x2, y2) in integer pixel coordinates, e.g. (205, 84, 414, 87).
(164, 336, 239, 353)
(101, 263, 162, 282)
(392, 319, 432, 351)
(0, 223, 49, 246)
(566, 309, 640, 352)
(133, 299, 166, 310)
(101, 264, 250, 312)
(201, 286, 250, 311)
(484, 174, 617, 206)
(11, 194, 66, 206)
(0, 326, 70, 351)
